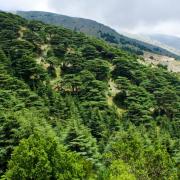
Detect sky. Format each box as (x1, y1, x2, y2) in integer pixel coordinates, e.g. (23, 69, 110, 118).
(1, 0, 180, 37)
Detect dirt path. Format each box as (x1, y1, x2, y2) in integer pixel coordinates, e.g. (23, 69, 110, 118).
(107, 79, 126, 116)
(36, 44, 51, 67)
(109, 79, 120, 96)
(106, 63, 126, 115)
(17, 27, 27, 40)
(107, 79, 120, 105)
(40, 44, 50, 57)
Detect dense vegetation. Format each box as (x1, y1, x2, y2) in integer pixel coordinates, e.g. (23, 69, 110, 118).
(0, 12, 179, 179)
(17, 11, 180, 59)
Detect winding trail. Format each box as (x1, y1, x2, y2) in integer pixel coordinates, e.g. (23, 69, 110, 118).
(107, 65, 126, 116)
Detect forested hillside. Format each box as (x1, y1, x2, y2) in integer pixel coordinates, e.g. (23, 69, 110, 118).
(0, 12, 179, 179)
(16, 11, 180, 59)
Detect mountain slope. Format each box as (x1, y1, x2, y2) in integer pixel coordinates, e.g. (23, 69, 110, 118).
(0, 12, 179, 179)
(16, 11, 180, 59)
(122, 32, 180, 56)
(149, 34, 180, 51)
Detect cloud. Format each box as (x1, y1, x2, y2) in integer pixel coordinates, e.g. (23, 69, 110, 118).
(0, 0, 180, 36)
(47, 0, 180, 36)
(0, 0, 51, 12)
(127, 21, 180, 37)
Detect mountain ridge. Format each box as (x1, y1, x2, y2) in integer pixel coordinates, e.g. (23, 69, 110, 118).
(15, 10, 180, 59)
(123, 32, 180, 56)
(149, 34, 180, 50)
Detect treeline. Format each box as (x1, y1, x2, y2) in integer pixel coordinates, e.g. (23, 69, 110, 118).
(17, 11, 180, 59)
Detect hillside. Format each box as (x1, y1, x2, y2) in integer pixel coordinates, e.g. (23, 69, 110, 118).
(143, 52, 180, 73)
(149, 34, 180, 52)
(0, 12, 179, 179)
(124, 32, 180, 56)
(16, 11, 180, 59)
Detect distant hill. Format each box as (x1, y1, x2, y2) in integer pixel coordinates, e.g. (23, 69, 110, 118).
(123, 32, 180, 57)
(149, 34, 180, 51)
(16, 11, 180, 59)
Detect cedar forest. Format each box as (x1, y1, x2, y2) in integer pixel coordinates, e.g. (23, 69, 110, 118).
(0, 12, 179, 179)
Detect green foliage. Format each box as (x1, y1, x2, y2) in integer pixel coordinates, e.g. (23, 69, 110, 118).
(84, 59, 110, 81)
(0, 11, 179, 179)
(108, 160, 136, 180)
(64, 118, 100, 167)
(53, 44, 66, 58)
(47, 64, 57, 78)
(0, 110, 92, 180)
(82, 45, 98, 60)
(12, 55, 47, 88)
(62, 51, 84, 73)
(5, 135, 91, 180)
(104, 125, 178, 179)
(0, 113, 21, 176)
(0, 48, 10, 70)
(154, 87, 179, 119)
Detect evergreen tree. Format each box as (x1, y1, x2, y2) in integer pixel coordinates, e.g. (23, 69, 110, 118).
(0, 48, 10, 70)
(63, 103, 101, 167)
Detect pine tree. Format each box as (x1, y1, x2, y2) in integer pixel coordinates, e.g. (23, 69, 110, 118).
(0, 48, 10, 71)
(63, 102, 101, 167)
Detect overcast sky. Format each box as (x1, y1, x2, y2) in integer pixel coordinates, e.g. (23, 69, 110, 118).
(1, 0, 180, 37)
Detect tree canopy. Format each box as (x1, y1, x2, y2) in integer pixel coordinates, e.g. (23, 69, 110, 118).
(0, 11, 179, 179)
